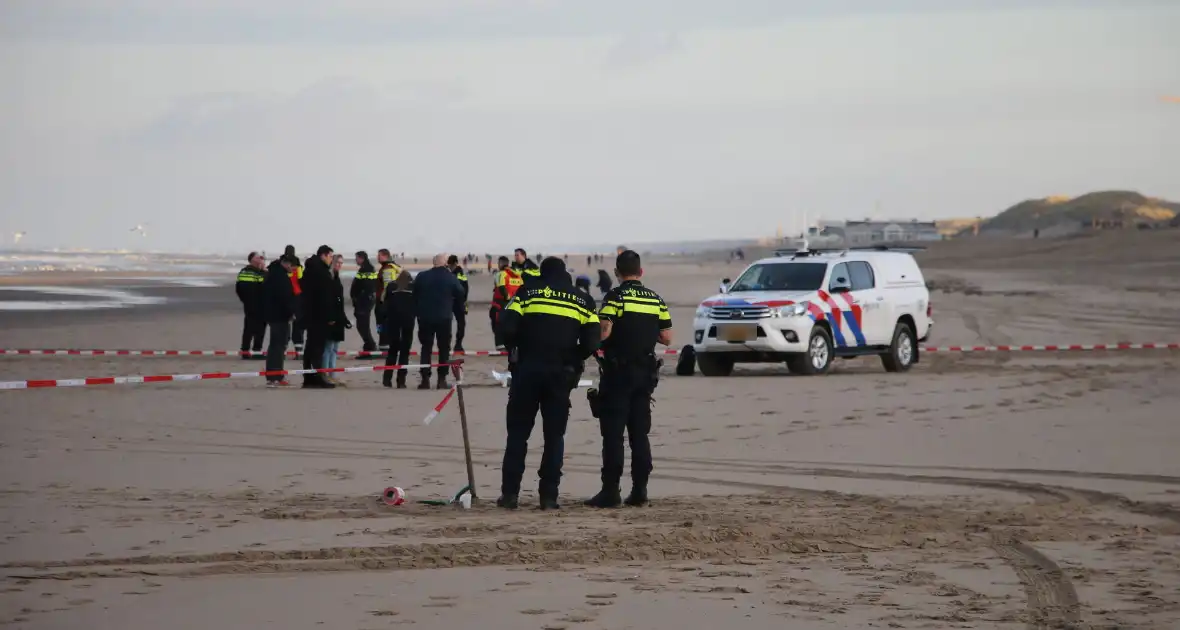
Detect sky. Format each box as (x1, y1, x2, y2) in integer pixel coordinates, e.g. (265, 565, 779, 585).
(1, 0, 1177, 254)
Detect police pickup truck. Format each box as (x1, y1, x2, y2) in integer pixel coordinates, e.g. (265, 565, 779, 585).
(689, 247, 932, 376)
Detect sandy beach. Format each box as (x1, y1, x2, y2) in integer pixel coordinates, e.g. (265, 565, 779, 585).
(2, 232, 1179, 629)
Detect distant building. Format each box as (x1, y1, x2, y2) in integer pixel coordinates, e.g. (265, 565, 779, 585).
(841, 219, 941, 244)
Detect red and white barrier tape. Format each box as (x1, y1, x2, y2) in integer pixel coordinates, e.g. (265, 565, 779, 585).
(0, 362, 454, 390)
(0, 349, 506, 357)
(422, 386, 457, 426)
(2, 343, 1178, 358)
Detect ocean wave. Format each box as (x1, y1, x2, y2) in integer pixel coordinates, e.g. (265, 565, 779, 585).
(0, 286, 168, 311)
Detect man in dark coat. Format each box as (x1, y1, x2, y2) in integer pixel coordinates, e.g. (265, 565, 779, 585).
(262, 254, 299, 386)
(350, 250, 379, 353)
(300, 245, 338, 389)
(413, 254, 466, 390)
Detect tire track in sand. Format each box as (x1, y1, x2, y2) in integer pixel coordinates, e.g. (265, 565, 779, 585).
(991, 537, 1083, 630)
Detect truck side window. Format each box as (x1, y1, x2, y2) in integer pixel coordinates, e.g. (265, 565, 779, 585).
(849, 261, 875, 291)
(828, 263, 851, 292)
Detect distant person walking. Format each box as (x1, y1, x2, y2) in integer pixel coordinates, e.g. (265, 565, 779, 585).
(263, 254, 299, 387)
(596, 269, 613, 297)
(382, 270, 417, 389)
(413, 254, 466, 390)
(300, 245, 338, 389)
(235, 251, 267, 359)
(447, 254, 470, 353)
(324, 254, 352, 387)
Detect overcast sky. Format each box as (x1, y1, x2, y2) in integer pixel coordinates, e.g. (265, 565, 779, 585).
(1, 1, 1177, 254)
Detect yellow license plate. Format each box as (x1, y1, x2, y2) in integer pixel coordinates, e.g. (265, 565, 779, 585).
(719, 325, 756, 342)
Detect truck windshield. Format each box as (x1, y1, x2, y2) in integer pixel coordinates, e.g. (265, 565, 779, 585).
(729, 262, 827, 292)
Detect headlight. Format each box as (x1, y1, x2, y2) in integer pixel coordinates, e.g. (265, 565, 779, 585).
(695, 305, 710, 318)
(776, 303, 808, 318)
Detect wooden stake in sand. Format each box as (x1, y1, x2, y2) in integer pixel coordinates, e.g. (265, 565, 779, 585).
(452, 361, 478, 501)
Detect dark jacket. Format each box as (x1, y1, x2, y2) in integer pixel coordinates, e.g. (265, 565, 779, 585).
(262, 260, 297, 323)
(300, 255, 336, 326)
(515, 259, 542, 290)
(328, 272, 352, 342)
(412, 266, 465, 323)
(383, 287, 416, 329)
(235, 265, 266, 314)
(451, 266, 469, 313)
(350, 258, 378, 311)
(596, 269, 613, 294)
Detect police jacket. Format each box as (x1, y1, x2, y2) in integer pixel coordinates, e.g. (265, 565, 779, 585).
(451, 266, 469, 312)
(599, 279, 671, 361)
(501, 275, 601, 365)
(300, 255, 337, 326)
(513, 259, 542, 289)
(262, 260, 297, 323)
(235, 266, 266, 313)
(351, 259, 378, 310)
(412, 266, 465, 324)
(376, 261, 403, 302)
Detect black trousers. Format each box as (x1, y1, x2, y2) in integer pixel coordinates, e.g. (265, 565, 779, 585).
(501, 362, 573, 498)
(453, 306, 467, 350)
(302, 325, 328, 385)
(291, 316, 305, 349)
(417, 318, 452, 380)
(488, 306, 502, 348)
(598, 365, 655, 490)
(265, 320, 290, 382)
(382, 320, 416, 386)
(354, 307, 376, 351)
(240, 309, 266, 352)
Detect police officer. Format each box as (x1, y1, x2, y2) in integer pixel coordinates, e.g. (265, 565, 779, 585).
(235, 251, 267, 359)
(584, 250, 673, 508)
(350, 251, 379, 353)
(512, 248, 541, 289)
(374, 249, 402, 355)
(447, 254, 469, 353)
(497, 257, 600, 510)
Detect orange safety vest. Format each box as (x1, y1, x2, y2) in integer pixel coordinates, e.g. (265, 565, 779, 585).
(492, 267, 523, 310)
(289, 265, 303, 296)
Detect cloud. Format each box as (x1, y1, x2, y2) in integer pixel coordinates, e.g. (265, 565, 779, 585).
(126, 77, 469, 150)
(603, 32, 683, 71)
(2, 0, 1173, 44)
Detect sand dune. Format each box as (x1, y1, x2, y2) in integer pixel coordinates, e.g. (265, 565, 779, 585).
(1, 233, 1179, 629)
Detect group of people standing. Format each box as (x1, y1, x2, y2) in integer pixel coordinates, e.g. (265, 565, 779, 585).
(236, 246, 469, 390)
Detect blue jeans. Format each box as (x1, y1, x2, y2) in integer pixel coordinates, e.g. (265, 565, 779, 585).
(323, 341, 340, 370)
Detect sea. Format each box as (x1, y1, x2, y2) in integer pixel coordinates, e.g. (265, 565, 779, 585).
(0, 249, 363, 312)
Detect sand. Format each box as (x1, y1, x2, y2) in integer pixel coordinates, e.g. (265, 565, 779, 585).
(1, 231, 1179, 629)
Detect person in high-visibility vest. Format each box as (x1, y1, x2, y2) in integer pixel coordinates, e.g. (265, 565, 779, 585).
(284, 245, 306, 357)
(512, 247, 541, 290)
(350, 250, 379, 352)
(235, 251, 267, 359)
(374, 248, 403, 355)
(490, 255, 522, 351)
(447, 254, 469, 352)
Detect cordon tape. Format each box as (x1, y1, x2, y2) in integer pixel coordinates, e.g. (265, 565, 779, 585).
(2, 343, 1177, 358)
(0, 362, 454, 390)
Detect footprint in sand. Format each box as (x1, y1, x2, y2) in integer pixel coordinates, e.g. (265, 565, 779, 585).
(584, 593, 617, 607)
(423, 595, 456, 608)
(519, 609, 557, 615)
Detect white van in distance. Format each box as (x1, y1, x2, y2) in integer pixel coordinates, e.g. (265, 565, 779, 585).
(690, 247, 933, 376)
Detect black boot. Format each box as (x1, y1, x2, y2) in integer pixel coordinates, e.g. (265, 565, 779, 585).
(583, 487, 622, 508)
(418, 377, 431, 390)
(436, 375, 449, 390)
(624, 485, 648, 507)
(496, 494, 519, 510)
(538, 489, 560, 510)
(396, 371, 407, 389)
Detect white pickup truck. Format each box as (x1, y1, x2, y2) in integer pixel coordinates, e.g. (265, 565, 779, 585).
(689, 248, 932, 376)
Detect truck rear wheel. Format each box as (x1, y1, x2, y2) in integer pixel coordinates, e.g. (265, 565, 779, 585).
(881, 322, 916, 373)
(696, 352, 734, 377)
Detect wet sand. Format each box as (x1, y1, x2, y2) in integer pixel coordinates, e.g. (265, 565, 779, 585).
(2, 231, 1179, 629)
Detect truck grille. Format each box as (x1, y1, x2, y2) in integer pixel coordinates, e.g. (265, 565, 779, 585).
(709, 305, 769, 320)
